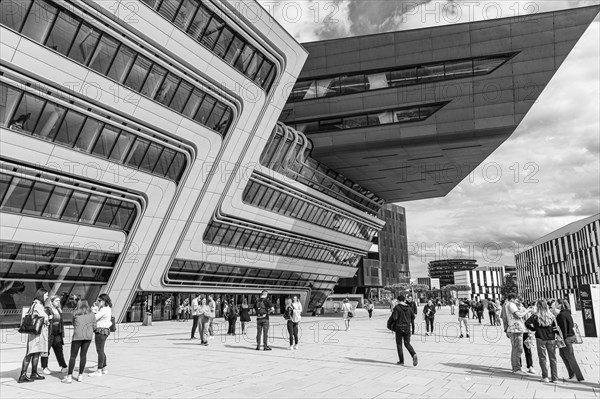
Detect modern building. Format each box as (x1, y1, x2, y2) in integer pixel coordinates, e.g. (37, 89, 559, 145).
(1, 0, 598, 324)
(504, 264, 518, 280)
(417, 277, 431, 288)
(428, 259, 479, 287)
(515, 214, 600, 303)
(454, 266, 505, 301)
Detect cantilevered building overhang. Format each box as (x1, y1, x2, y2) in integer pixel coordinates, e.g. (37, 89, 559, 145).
(282, 6, 600, 202)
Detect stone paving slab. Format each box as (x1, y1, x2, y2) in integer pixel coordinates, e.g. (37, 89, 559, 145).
(1, 307, 598, 398)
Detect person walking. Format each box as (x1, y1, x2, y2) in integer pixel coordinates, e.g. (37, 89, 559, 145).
(291, 296, 302, 349)
(525, 299, 559, 383)
(407, 296, 417, 334)
(556, 299, 584, 382)
(487, 300, 498, 326)
(190, 294, 201, 339)
(389, 294, 418, 366)
(198, 297, 210, 345)
(62, 300, 96, 383)
(89, 293, 112, 377)
(18, 288, 49, 383)
(423, 299, 436, 336)
(475, 300, 484, 324)
(436, 299, 442, 310)
(471, 300, 477, 319)
(502, 293, 529, 374)
(283, 298, 298, 350)
(341, 298, 354, 331)
(366, 300, 374, 319)
(458, 298, 470, 338)
(254, 290, 274, 350)
(239, 298, 251, 334)
(207, 296, 216, 340)
(450, 298, 456, 315)
(227, 300, 239, 335)
(41, 295, 68, 375)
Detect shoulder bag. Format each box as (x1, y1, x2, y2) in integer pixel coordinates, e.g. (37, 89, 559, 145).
(573, 323, 583, 344)
(18, 303, 44, 335)
(553, 320, 566, 349)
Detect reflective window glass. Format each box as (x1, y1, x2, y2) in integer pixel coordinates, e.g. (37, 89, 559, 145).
(387, 68, 417, 87)
(213, 26, 234, 58)
(156, 73, 180, 106)
(140, 63, 167, 98)
(111, 202, 135, 229)
(263, 67, 276, 91)
(10, 92, 44, 133)
(206, 103, 226, 131)
(78, 196, 104, 224)
(474, 57, 505, 74)
(255, 60, 273, 87)
(224, 35, 244, 65)
(158, 0, 182, 22)
(68, 23, 100, 64)
(343, 114, 368, 129)
(21, 181, 53, 216)
(418, 64, 444, 81)
(319, 117, 343, 131)
(74, 118, 102, 151)
(45, 11, 79, 55)
(54, 110, 86, 146)
(89, 34, 119, 75)
(166, 152, 186, 180)
(108, 131, 134, 162)
(124, 55, 152, 92)
(125, 138, 150, 168)
(0, 175, 12, 205)
(174, 0, 198, 30)
(394, 107, 419, 122)
(445, 60, 473, 77)
(290, 81, 313, 102)
(169, 81, 193, 113)
(187, 5, 210, 39)
(316, 77, 340, 98)
(61, 191, 89, 222)
(139, 143, 163, 171)
(245, 53, 263, 79)
(42, 186, 71, 218)
(153, 148, 176, 176)
(201, 16, 224, 50)
(339, 74, 366, 95)
(419, 104, 441, 119)
(0, 84, 22, 126)
(107, 45, 135, 83)
(194, 95, 216, 125)
(0, 0, 32, 31)
(141, 0, 160, 9)
(33, 102, 65, 139)
(234, 45, 254, 74)
(215, 108, 231, 134)
(95, 198, 120, 227)
(182, 89, 204, 118)
(21, 0, 57, 43)
(366, 72, 389, 90)
(92, 125, 120, 157)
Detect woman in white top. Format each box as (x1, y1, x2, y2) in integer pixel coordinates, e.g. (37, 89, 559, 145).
(89, 293, 112, 377)
(290, 296, 303, 349)
(341, 298, 353, 331)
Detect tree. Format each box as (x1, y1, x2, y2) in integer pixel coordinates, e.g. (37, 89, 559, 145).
(500, 276, 519, 298)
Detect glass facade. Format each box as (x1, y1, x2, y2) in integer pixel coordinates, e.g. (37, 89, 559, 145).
(0, 0, 233, 135)
(0, 81, 188, 182)
(289, 53, 518, 102)
(243, 173, 378, 240)
(0, 170, 137, 231)
(291, 102, 449, 134)
(203, 220, 362, 267)
(260, 123, 384, 215)
(140, 0, 276, 91)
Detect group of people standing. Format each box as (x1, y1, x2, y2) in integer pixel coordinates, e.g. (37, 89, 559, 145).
(18, 288, 113, 384)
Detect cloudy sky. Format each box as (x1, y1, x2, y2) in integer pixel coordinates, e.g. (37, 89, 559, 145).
(259, 0, 600, 278)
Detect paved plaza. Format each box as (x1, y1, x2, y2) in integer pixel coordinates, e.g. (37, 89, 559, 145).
(1, 307, 598, 398)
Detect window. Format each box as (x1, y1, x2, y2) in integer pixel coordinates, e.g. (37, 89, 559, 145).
(153, 148, 176, 176)
(158, 0, 182, 22)
(108, 131, 134, 162)
(20, 0, 57, 43)
(213, 26, 234, 58)
(45, 11, 79, 55)
(339, 74, 366, 95)
(174, 0, 198, 30)
(317, 77, 340, 98)
(234, 45, 254, 74)
(33, 102, 65, 139)
(445, 60, 473, 78)
(206, 103, 226, 130)
(21, 181, 52, 216)
(95, 199, 120, 227)
(388, 68, 417, 86)
(194, 95, 216, 125)
(107, 45, 136, 83)
(54, 110, 86, 146)
(255, 61, 273, 87)
(89, 34, 119, 75)
(78, 196, 104, 224)
(187, 5, 211, 39)
(290, 81, 313, 102)
(124, 55, 152, 92)
(92, 125, 120, 158)
(74, 118, 102, 151)
(474, 57, 505, 74)
(418, 64, 444, 81)
(125, 138, 150, 168)
(167, 152, 186, 180)
(156, 73, 180, 106)
(224, 35, 244, 65)
(182, 89, 204, 118)
(140, 64, 167, 98)
(201, 16, 225, 50)
(0, 83, 21, 126)
(68, 23, 100, 64)
(245, 53, 263, 80)
(169, 81, 193, 113)
(42, 186, 71, 218)
(139, 143, 163, 172)
(61, 191, 89, 222)
(0, 0, 32, 31)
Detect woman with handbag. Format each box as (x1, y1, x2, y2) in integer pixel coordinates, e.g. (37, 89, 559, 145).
(341, 298, 353, 331)
(89, 293, 112, 377)
(524, 299, 559, 383)
(556, 299, 584, 382)
(18, 288, 49, 383)
(239, 298, 251, 334)
(41, 295, 68, 375)
(62, 300, 97, 383)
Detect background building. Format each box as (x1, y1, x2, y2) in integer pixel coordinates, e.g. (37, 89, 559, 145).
(454, 266, 505, 301)
(504, 265, 518, 280)
(515, 214, 600, 303)
(428, 259, 478, 287)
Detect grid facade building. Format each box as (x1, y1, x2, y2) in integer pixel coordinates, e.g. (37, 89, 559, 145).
(454, 266, 505, 301)
(428, 259, 479, 287)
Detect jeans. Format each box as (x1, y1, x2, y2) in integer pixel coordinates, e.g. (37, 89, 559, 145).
(459, 317, 469, 336)
(559, 335, 584, 381)
(368, 310, 373, 319)
(191, 315, 199, 338)
(395, 329, 416, 364)
(287, 320, 299, 345)
(522, 332, 534, 368)
(208, 317, 215, 337)
(476, 312, 483, 324)
(94, 332, 108, 370)
(425, 317, 434, 333)
(488, 312, 496, 325)
(199, 316, 209, 343)
(68, 340, 91, 375)
(411, 319, 415, 334)
(228, 316, 237, 334)
(41, 333, 67, 368)
(536, 338, 558, 380)
(451, 305, 455, 315)
(256, 318, 269, 347)
(509, 333, 524, 371)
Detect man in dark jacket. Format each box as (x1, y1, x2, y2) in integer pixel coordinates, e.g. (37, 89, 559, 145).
(458, 298, 470, 338)
(407, 295, 418, 334)
(390, 294, 418, 366)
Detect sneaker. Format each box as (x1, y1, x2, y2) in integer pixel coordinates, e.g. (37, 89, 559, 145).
(528, 367, 536, 374)
(76, 374, 84, 382)
(466, 334, 470, 338)
(397, 362, 404, 365)
(289, 346, 294, 350)
(209, 336, 214, 340)
(550, 380, 558, 384)
(42, 368, 52, 375)
(256, 346, 260, 350)
(412, 354, 418, 367)
(459, 334, 464, 338)
(88, 370, 102, 377)
(541, 377, 549, 383)
(425, 332, 429, 336)
(101, 368, 108, 375)
(264, 346, 272, 351)
(513, 370, 527, 375)
(293, 344, 298, 350)
(61, 376, 72, 384)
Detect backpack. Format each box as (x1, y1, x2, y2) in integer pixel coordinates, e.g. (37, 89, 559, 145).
(387, 309, 397, 331)
(256, 300, 268, 317)
(283, 306, 293, 320)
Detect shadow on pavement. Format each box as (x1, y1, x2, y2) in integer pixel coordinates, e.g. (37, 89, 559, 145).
(346, 357, 398, 366)
(441, 362, 518, 377)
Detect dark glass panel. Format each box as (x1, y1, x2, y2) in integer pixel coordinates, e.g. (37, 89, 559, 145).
(215, 108, 231, 134)
(234, 45, 254, 74)
(125, 138, 150, 168)
(139, 143, 163, 172)
(54, 110, 86, 146)
(153, 148, 175, 176)
(156, 73, 180, 106)
(255, 60, 273, 87)
(418, 64, 444, 81)
(0, 177, 33, 212)
(10, 92, 44, 133)
(419, 104, 442, 119)
(319, 117, 343, 131)
(182, 89, 204, 118)
(124, 55, 152, 92)
(20, 0, 57, 43)
(474, 57, 506, 74)
(0, 174, 12, 205)
(110, 202, 135, 230)
(224, 35, 244, 65)
(108, 131, 134, 162)
(0, 83, 21, 127)
(21, 181, 53, 216)
(141, 63, 167, 98)
(213, 26, 233, 58)
(186, 5, 210, 39)
(74, 118, 102, 151)
(89, 34, 119, 75)
(387, 68, 417, 87)
(174, 0, 198, 30)
(157, 0, 182, 22)
(206, 102, 226, 131)
(290, 80, 313, 102)
(169, 81, 193, 113)
(245, 52, 263, 80)
(200, 16, 225, 51)
(33, 102, 65, 139)
(61, 191, 89, 222)
(317, 77, 340, 98)
(79, 196, 105, 224)
(166, 152, 186, 180)
(194, 95, 216, 125)
(68, 23, 100, 65)
(343, 114, 368, 129)
(339, 74, 366, 95)
(445, 59, 473, 78)
(0, 0, 32, 31)
(45, 10, 79, 55)
(263, 66, 276, 91)
(92, 124, 120, 158)
(394, 107, 419, 122)
(107, 45, 136, 83)
(95, 198, 120, 227)
(41, 186, 71, 218)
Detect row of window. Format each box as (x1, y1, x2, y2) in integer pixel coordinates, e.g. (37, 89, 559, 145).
(203, 221, 361, 266)
(167, 259, 337, 289)
(289, 53, 516, 102)
(260, 124, 384, 214)
(0, 0, 233, 135)
(290, 102, 448, 134)
(141, 0, 276, 91)
(0, 172, 137, 231)
(242, 177, 376, 240)
(0, 82, 187, 181)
